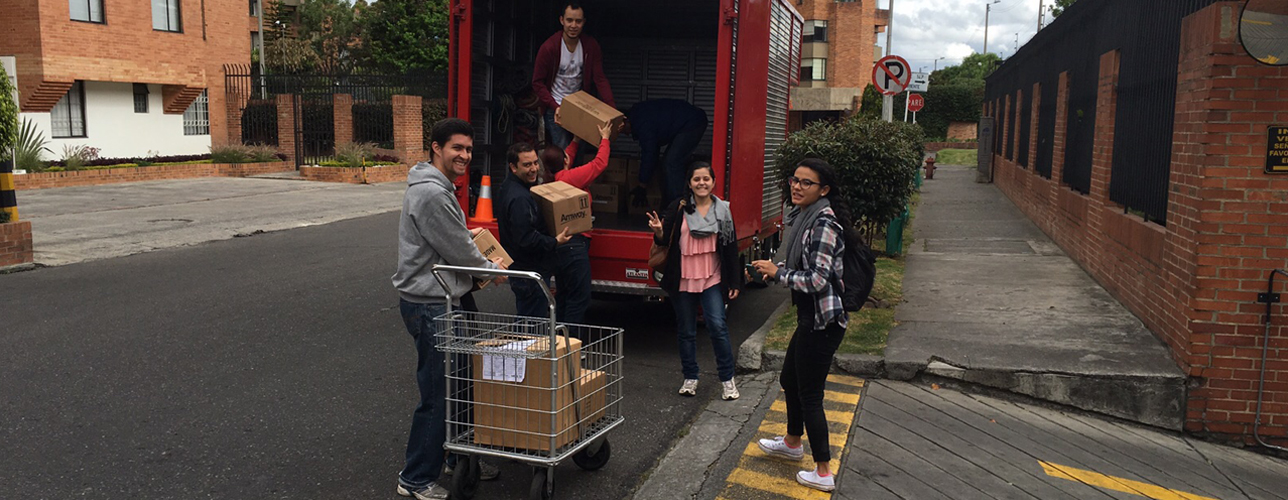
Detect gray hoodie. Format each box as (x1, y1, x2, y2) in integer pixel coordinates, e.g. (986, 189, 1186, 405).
(392, 162, 499, 304)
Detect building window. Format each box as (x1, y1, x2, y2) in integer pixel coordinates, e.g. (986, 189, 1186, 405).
(249, 0, 259, 16)
(153, 0, 182, 32)
(184, 90, 209, 136)
(70, 0, 104, 23)
(803, 20, 828, 43)
(51, 81, 87, 138)
(800, 58, 827, 82)
(133, 84, 150, 113)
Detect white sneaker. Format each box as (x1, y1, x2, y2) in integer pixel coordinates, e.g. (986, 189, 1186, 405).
(396, 482, 449, 500)
(678, 379, 698, 396)
(797, 469, 836, 492)
(721, 379, 740, 400)
(757, 436, 805, 461)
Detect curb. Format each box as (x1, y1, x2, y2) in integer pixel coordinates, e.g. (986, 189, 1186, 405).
(734, 297, 789, 373)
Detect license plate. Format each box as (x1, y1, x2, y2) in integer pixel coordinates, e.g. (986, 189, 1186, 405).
(625, 268, 649, 280)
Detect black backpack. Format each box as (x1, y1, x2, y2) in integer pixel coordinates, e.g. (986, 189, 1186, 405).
(837, 232, 877, 312)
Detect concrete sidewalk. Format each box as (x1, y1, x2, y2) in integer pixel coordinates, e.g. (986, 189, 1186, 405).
(884, 164, 1186, 429)
(15, 177, 406, 266)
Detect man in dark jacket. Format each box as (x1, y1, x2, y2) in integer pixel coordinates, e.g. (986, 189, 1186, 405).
(624, 99, 709, 208)
(532, 2, 615, 148)
(497, 142, 572, 317)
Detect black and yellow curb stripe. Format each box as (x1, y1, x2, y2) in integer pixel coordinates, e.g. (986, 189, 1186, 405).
(1, 168, 17, 221)
(717, 374, 866, 499)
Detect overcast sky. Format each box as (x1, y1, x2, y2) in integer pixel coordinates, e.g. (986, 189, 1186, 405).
(877, 0, 1047, 75)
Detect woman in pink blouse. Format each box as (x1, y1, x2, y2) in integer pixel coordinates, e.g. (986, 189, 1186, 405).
(647, 161, 744, 400)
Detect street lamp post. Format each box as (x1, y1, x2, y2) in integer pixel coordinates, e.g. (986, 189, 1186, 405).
(934, 56, 945, 72)
(984, 0, 1001, 54)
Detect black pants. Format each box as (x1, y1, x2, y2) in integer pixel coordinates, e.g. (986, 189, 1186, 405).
(554, 235, 592, 326)
(781, 291, 846, 463)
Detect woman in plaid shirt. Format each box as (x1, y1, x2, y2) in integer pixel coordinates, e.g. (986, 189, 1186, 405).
(750, 158, 858, 492)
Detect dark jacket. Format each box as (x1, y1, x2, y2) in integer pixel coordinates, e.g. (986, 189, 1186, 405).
(532, 32, 615, 111)
(497, 173, 557, 274)
(653, 197, 744, 296)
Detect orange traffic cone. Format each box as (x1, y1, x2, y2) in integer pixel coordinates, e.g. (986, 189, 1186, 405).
(469, 175, 497, 223)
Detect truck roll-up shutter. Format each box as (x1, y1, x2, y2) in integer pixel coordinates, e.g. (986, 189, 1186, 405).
(762, 0, 800, 225)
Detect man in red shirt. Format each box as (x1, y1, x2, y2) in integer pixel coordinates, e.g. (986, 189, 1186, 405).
(531, 2, 615, 149)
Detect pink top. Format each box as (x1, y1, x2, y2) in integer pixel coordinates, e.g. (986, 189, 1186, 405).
(678, 219, 721, 293)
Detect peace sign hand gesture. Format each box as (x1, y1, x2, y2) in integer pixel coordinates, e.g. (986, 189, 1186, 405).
(646, 211, 664, 236)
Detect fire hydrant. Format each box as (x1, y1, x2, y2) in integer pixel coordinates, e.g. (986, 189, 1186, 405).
(924, 157, 937, 180)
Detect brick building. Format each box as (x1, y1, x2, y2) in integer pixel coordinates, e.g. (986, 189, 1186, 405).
(788, 0, 889, 129)
(985, 1, 1288, 445)
(0, 0, 255, 159)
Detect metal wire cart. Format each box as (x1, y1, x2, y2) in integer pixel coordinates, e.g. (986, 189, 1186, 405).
(431, 265, 625, 500)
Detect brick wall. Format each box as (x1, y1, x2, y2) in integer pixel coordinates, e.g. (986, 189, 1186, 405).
(277, 94, 298, 165)
(334, 94, 354, 145)
(299, 164, 410, 184)
(947, 122, 978, 141)
(13, 162, 293, 190)
(989, 3, 1288, 444)
(0, 221, 34, 269)
(794, 0, 884, 106)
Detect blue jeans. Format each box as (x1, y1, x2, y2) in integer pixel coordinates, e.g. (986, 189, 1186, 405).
(671, 284, 735, 381)
(544, 109, 572, 149)
(398, 299, 448, 490)
(555, 235, 592, 326)
(511, 274, 552, 318)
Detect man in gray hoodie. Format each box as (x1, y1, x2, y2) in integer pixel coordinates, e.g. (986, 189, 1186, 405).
(392, 118, 505, 500)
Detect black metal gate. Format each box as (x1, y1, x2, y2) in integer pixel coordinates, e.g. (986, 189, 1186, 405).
(294, 94, 335, 167)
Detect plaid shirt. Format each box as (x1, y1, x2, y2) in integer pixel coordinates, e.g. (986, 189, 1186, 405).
(776, 208, 848, 330)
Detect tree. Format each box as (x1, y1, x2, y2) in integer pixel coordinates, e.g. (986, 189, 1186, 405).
(296, 0, 364, 70)
(856, 84, 883, 121)
(1049, 0, 1076, 18)
(362, 0, 450, 73)
(929, 52, 1001, 87)
(0, 64, 17, 163)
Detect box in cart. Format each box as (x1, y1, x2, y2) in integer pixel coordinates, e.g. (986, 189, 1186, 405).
(471, 335, 608, 451)
(530, 181, 593, 236)
(559, 91, 625, 145)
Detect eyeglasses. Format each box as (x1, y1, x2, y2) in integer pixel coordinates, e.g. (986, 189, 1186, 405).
(786, 176, 820, 189)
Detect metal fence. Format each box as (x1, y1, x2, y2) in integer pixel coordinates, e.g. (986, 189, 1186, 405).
(241, 99, 278, 146)
(353, 102, 394, 149)
(985, 0, 1215, 224)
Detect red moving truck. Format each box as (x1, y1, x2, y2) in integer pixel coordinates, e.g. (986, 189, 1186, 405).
(447, 0, 802, 296)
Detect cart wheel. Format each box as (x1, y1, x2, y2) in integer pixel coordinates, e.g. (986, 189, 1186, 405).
(572, 439, 612, 471)
(528, 468, 553, 500)
(450, 455, 481, 499)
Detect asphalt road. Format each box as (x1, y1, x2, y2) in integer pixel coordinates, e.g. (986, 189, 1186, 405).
(0, 211, 787, 500)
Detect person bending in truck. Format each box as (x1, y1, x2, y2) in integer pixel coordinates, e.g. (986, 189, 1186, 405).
(623, 99, 708, 209)
(533, 2, 615, 149)
(538, 122, 613, 325)
(393, 118, 508, 500)
(498, 142, 573, 317)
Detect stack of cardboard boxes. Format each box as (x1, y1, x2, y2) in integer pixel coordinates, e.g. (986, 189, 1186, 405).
(471, 335, 609, 452)
(559, 91, 665, 217)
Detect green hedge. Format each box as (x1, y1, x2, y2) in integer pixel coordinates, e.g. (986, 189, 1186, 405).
(893, 81, 984, 140)
(776, 117, 923, 242)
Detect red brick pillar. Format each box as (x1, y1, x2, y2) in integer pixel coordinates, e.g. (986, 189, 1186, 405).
(1089, 50, 1120, 204)
(276, 94, 298, 165)
(1012, 89, 1024, 162)
(1029, 82, 1041, 171)
(1170, 2, 1288, 444)
(1051, 72, 1070, 185)
(226, 97, 245, 146)
(393, 95, 426, 164)
(1002, 95, 1011, 162)
(334, 94, 353, 146)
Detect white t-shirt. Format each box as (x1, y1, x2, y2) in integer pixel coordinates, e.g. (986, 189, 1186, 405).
(551, 39, 584, 106)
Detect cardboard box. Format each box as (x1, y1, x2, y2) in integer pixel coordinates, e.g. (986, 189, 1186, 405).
(588, 184, 624, 214)
(530, 181, 593, 236)
(560, 91, 625, 145)
(472, 229, 513, 268)
(601, 158, 630, 185)
(471, 336, 609, 451)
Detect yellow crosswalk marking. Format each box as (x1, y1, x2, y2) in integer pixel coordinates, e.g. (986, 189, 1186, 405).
(770, 400, 854, 423)
(726, 467, 834, 499)
(828, 373, 865, 388)
(1039, 461, 1218, 500)
(719, 376, 866, 499)
(825, 389, 861, 406)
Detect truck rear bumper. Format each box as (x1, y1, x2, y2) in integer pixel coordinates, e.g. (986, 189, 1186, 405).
(591, 279, 667, 297)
